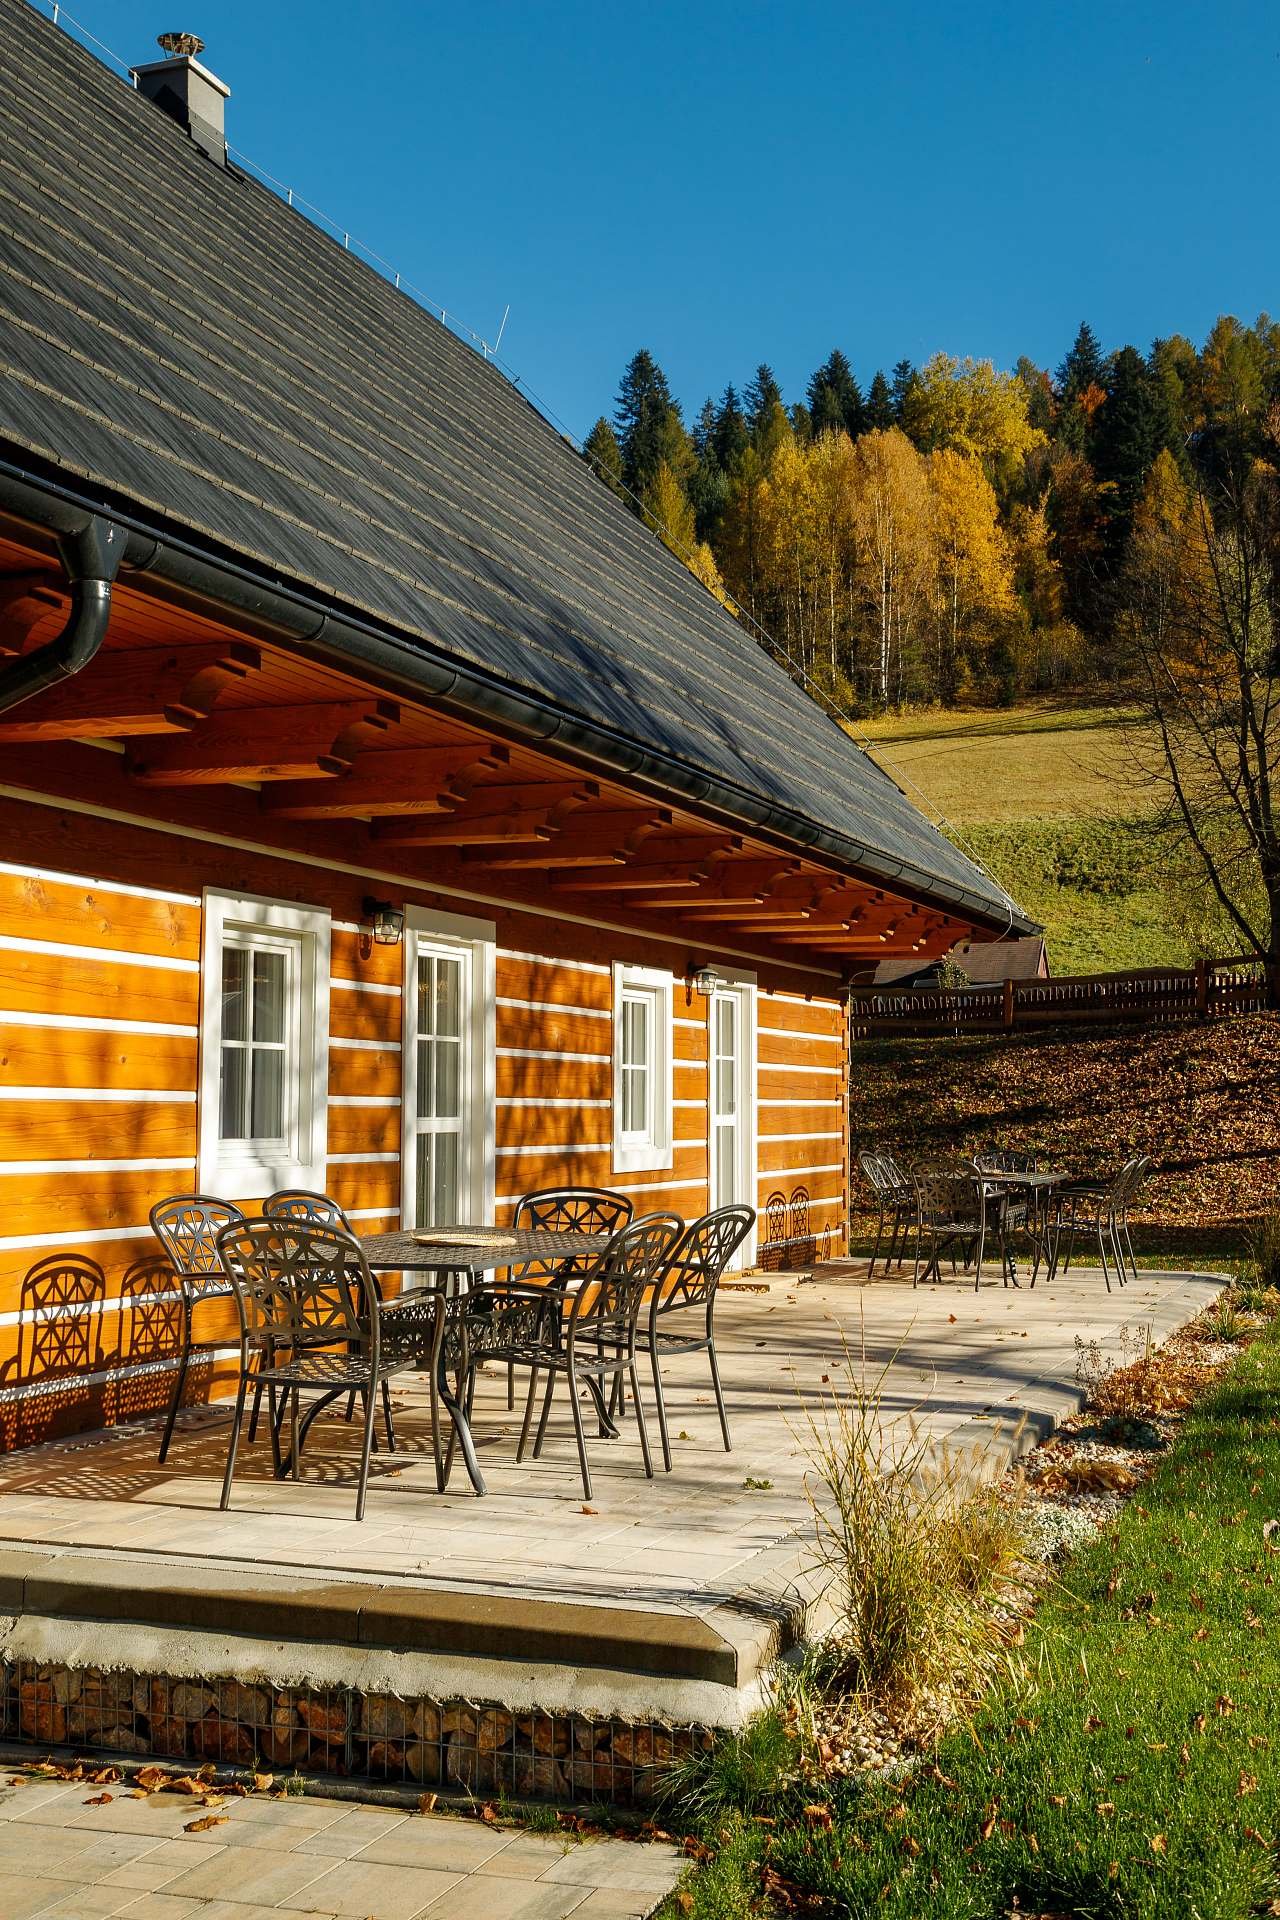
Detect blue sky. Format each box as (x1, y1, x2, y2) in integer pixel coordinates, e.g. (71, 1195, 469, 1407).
(60, 0, 1278, 439)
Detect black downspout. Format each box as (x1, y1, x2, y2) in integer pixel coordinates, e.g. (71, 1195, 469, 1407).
(0, 515, 125, 716)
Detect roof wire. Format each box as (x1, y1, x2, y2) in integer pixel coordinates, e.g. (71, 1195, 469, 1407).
(31, 0, 1022, 933)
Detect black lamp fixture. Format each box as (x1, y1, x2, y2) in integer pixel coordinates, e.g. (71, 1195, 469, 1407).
(686, 963, 723, 1001)
(362, 896, 405, 946)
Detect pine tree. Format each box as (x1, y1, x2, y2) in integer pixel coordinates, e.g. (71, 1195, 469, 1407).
(807, 349, 864, 439)
(744, 364, 784, 445)
(1055, 323, 1107, 456)
(613, 349, 692, 499)
(865, 370, 894, 431)
(712, 385, 749, 472)
(1095, 345, 1167, 542)
(689, 399, 729, 543)
(890, 359, 920, 425)
(582, 417, 625, 500)
(1015, 356, 1055, 435)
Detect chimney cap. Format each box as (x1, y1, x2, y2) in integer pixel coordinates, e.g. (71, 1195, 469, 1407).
(156, 30, 205, 56)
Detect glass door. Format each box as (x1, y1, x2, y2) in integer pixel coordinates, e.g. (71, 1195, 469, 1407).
(709, 987, 741, 1215)
(410, 944, 470, 1229)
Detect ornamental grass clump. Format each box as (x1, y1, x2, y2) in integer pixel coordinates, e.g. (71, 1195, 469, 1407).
(795, 1337, 1026, 1727)
(1244, 1210, 1280, 1290)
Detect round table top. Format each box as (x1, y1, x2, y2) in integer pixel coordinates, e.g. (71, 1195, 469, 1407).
(359, 1225, 610, 1272)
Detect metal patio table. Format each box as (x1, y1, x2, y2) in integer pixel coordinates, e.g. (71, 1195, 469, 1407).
(360, 1226, 611, 1497)
(976, 1171, 1067, 1285)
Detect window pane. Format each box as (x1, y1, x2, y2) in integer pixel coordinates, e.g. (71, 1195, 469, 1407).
(251, 1045, 284, 1139)
(252, 950, 286, 1042)
(622, 994, 649, 1071)
(433, 1130, 459, 1224)
(434, 1037, 461, 1119)
(622, 1062, 648, 1136)
(221, 945, 246, 1042)
(716, 996, 736, 1059)
(219, 1044, 246, 1139)
(717, 1055, 736, 1117)
(417, 1037, 435, 1120)
(716, 1122, 736, 1202)
(416, 956, 435, 1039)
(435, 958, 462, 1039)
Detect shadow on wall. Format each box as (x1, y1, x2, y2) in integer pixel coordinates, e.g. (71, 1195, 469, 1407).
(758, 1187, 833, 1271)
(0, 1253, 197, 1448)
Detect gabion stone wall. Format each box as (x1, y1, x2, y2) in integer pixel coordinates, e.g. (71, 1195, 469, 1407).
(6, 1662, 713, 1806)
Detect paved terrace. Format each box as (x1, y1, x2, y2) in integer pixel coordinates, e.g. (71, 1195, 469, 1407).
(0, 1262, 1222, 1728)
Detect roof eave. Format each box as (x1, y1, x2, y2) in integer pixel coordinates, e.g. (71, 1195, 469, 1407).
(0, 456, 1039, 939)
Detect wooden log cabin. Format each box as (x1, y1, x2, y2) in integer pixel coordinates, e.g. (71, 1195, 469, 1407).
(0, 5, 1032, 1446)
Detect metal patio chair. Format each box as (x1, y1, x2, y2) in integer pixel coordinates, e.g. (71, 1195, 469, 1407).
(264, 1188, 394, 1443)
(1046, 1158, 1142, 1293)
(913, 1166, 1013, 1291)
(455, 1212, 683, 1501)
(215, 1218, 419, 1521)
(149, 1195, 246, 1464)
(496, 1187, 635, 1407)
(859, 1152, 915, 1274)
(637, 1204, 755, 1472)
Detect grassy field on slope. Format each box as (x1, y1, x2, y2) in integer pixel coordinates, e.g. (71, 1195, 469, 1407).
(854, 704, 1189, 975)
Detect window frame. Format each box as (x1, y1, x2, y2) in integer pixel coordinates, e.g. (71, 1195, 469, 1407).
(198, 889, 331, 1199)
(611, 962, 674, 1174)
(401, 906, 496, 1232)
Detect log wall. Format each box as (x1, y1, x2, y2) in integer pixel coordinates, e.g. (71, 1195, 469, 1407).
(0, 791, 847, 1446)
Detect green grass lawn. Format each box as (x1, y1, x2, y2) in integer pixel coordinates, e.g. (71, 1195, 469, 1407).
(660, 1321, 1280, 1920)
(851, 704, 1189, 975)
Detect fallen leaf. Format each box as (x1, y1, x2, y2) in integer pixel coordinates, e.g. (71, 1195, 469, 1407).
(251, 1773, 274, 1794)
(676, 1896, 694, 1916)
(580, 1505, 598, 1516)
(83, 1793, 112, 1807)
(134, 1767, 168, 1793)
(184, 1814, 228, 1834)
(1150, 1834, 1167, 1855)
(1096, 1802, 1116, 1817)
(418, 1793, 438, 1814)
(1238, 1771, 1258, 1798)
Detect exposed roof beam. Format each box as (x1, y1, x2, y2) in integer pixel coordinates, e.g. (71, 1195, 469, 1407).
(260, 742, 510, 817)
(0, 641, 260, 741)
(0, 572, 65, 653)
(371, 780, 599, 847)
(462, 810, 673, 869)
(130, 698, 399, 784)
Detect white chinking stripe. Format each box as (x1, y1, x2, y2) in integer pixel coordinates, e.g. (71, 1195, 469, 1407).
(759, 1162, 843, 1180)
(497, 1046, 608, 1064)
(329, 1095, 402, 1108)
(0, 1010, 198, 1037)
(0, 934, 198, 971)
(758, 1131, 842, 1144)
(332, 977, 401, 998)
(326, 1151, 399, 1165)
(757, 1061, 842, 1077)
(0, 1088, 196, 1103)
(760, 1027, 843, 1047)
(0, 1157, 196, 1176)
(497, 997, 609, 1019)
(0, 861, 200, 908)
(330, 1036, 401, 1052)
(497, 1097, 609, 1109)
(0, 1348, 239, 1406)
(498, 951, 610, 975)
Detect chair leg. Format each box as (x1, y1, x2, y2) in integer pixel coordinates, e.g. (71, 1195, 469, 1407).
(219, 1372, 250, 1510)
(531, 1367, 558, 1459)
(629, 1361, 653, 1480)
(973, 1224, 986, 1292)
(380, 1379, 396, 1452)
(158, 1298, 192, 1465)
(649, 1343, 672, 1473)
(355, 1377, 379, 1523)
(707, 1337, 732, 1452)
(517, 1366, 542, 1461)
(566, 1365, 593, 1501)
(869, 1205, 885, 1275)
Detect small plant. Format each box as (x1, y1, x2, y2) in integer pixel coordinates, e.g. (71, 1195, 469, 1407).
(655, 1703, 796, 1824)
(1244, 1212, 1280, 1290)
(742, 1476, 773, 1490)
(1230, 1279, 1280, 1317)
(1075, 1323, 1159, 1429)
(791, 1329, 1027, 1726)
(1202, 1301, 1246, 1344)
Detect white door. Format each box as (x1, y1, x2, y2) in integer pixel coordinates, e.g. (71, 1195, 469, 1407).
(708, 982, 757, 1264)
(409, 943, 470, 1229)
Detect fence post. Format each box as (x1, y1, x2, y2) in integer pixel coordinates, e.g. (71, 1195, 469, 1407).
(1002, 977, 1015, 1030)
(1195, 958, 1209, 1018)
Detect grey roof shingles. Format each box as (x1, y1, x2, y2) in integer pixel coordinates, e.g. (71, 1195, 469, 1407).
(0, 0, 1023, 929)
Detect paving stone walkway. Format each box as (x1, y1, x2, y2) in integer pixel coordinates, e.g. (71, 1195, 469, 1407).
(0, 1772, 682, 1918)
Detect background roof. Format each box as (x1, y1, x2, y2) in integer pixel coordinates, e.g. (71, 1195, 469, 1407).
(0, 1, 1019, 927)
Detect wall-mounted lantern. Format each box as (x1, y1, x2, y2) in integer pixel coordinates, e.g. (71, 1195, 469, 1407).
(362, 896, 405, 946)
(686, 964, 723, 1002)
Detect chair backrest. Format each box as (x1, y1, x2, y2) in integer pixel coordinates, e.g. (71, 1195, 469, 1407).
(150, 1195, 245, 1301)
(264, 1189, 352, 1231)
(216, 1218, 377, 1358)
(859, 1152, 889, 1197)
(513, 1187, 634, 1282)
(653, 1205, 755, 1319)
(566, 1212, 683, 1344)
(919, 1166, 985, 1227)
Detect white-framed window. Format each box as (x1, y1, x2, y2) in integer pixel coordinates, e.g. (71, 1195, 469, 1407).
(612, 962, 673, 1174)
(402, 907, 496, 1231)
(706, 968, 758, 1266)
(198, 890, 330, 1198)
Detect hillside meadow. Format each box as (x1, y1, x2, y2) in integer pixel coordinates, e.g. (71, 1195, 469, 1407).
(855, 702, 1190, 974)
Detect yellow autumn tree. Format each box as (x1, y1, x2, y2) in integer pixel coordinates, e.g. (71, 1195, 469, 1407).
(903, 354, 1045, 492)
(848, 428, 936, 706)
(928, 450, 1016, 699)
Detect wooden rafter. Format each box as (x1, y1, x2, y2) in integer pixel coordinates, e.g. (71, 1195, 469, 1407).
(0, 642, 261, 741)
(260, 743, 510, 817)
(130, 698, 400, 785)
(462, 810, 674, 869)
(0, 573, 65, 654)
(370, 779, 599, 847)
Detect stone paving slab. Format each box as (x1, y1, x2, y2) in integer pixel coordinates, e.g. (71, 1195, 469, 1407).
(0, 1777, 682, 1919)
(0, 1262, 1224, 1716)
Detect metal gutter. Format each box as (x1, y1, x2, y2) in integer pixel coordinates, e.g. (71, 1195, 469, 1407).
(0, 460, 1036, 937)
(0, 512, 125, 716)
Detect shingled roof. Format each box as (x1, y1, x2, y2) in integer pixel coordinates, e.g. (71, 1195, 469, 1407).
(0, 1, 1027, 932)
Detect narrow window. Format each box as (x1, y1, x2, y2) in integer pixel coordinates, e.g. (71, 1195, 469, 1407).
(612, 963, 673, 1174)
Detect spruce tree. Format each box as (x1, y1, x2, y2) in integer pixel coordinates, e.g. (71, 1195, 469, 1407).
(613, 349, 691, 500)
(582, 417, 626, 500)
(807, 349, 864, 438)
(744, 364, 784, 445)
(865, 370, 894, 431)
(1095, 344, 1166, 537)
(1015, 356, 1055, 435)
(712, 384, 749, 472)
(1054, 323, 1106, 455)
(890, 358, 919, 423)
(689, 399, 728, 544)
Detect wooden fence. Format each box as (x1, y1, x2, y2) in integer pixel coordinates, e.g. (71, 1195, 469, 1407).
(849, 955, 1276, 1036)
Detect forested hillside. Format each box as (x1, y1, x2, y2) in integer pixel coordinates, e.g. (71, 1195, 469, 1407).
(583, 319, 1280, 714)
